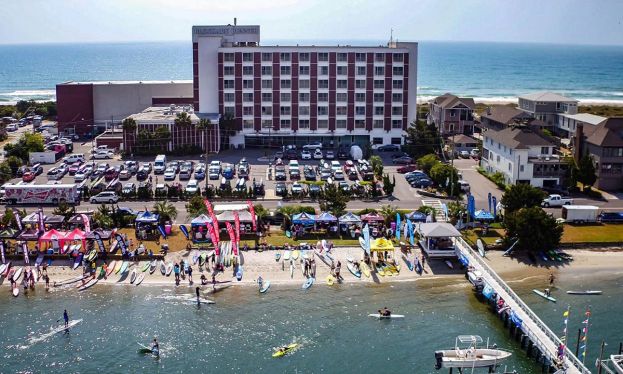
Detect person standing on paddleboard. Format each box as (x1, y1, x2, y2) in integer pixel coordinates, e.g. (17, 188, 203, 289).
(151, 338, 159, 356)
(63, 310, 69, 328)
(188, 265, 193, 285)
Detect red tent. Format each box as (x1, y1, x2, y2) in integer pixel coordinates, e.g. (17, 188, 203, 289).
(361, 212, 385, 222)
(38, 229, 65, 250)
(62, 228, 87, 249)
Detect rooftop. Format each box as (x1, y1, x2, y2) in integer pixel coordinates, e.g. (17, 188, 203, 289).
(519, 91, 578, 103)
(127, 106, 199, 122)
(449, 134, 478, 144)
(560, 112, 607, 125)
(481, 105, 529, 125)
(484, 126, 553, 149)
(584, 117, 623, 147)
(58, 80, 193, 86)
(431, 93, 475, 110)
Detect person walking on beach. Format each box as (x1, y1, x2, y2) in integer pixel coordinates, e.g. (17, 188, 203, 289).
(335, 261, 343, 282)
(173, 263, 180, 285)
(548, 273, 555, 286)
(211, 273, 216, 290)
(63, 309, 69, 328)
(188, 265, 193, 285)
(195, 286, 200, 302)
(44, 273, 50, 291)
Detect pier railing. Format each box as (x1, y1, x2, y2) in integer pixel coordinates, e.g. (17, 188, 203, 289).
(454, 237, 591, 374)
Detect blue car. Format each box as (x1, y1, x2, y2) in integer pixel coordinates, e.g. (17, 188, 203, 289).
(222, 166, 235, 179)
(194, 166, 206, 181)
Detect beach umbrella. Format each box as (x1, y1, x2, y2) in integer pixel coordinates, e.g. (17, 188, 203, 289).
(396, 213, 401, 240)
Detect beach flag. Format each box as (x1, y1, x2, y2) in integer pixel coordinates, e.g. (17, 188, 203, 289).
(13, 209, 23, 231)
(37, 207, 45, 233)
(81, 214, 91, 233)
(94, 232, 105, 252)
(0, 241, 5, 264)
(247, 201, 257, 232)
(396, 213, 401, 240)
(492, 196, 497, 218)
(23, 242, 29, 265)
(233, 211, 241, 243)
(225, 222, 236, 243)
(487, 192, 492, 213)
(207, 223, 218, 248)
(559, 306, 570, 358)
(407, 219, 415, 246)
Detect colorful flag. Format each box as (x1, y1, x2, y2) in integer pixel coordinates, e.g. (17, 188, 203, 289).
(233, 211, 241, 243)
(396, 213, 401, 240)
(37, 207, 45, 233)
(81, 214, 91, 233)
(207, 223, 218, 250)
(13, 209, 23, 231)
(247, 201, 257, 232)
(0, 241, 5, 264)
(23, 242, 29, 265)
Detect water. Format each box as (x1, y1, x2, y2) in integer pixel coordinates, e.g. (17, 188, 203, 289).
(0, 279, 540, 373)
(1, 40, 623, 104)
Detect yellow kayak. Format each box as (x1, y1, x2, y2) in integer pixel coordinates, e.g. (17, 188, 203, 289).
(386, 264, 400, 275)
(326, 275, 335, 285)
(272, 343, 298, 358)
(360, 262, 371, 278)
(291, 250, 300, 260)
(375, 263, 385, 276)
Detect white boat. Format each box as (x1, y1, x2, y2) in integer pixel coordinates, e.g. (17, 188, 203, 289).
(611, 354, 623, 374)
(434, 335, 512, 370)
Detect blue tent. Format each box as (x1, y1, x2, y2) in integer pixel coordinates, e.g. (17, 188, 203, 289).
(338, 212, 362, 224)
(405, 211, 427, 222)
(315, 212, 338, 222)
(292, 212, 315, 225)
(135, 211, 159, 223)
(472, 209, 494, 221)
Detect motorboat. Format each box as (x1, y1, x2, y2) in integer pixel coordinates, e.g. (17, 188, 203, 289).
(435, 335, 512, 370)
(611, 354, 623, 374)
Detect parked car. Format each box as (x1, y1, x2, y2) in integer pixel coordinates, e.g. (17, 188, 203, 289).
(303, 142, 323, 150)
(22, 171, 36, 182)
(75, 166, 93, 182)
(122, 182, 136, 195)
(289, 169, 301, 180)
(124, 161, 139, 174)
(185, 179, 199, 194)
(377, 144, 400, 152)
(309, 184, 322, 198)
(330, 161, 341, 172)
(458, 180, 470, 192)
(275, 166, 287, 181)
(222, 165, 235, 179)
(194, 163, 206, 180)
(313, 149, 323, 159)
(541, 194, 573, 207)
(68, 162, 82, 175)
(167, 161, 180, 173)
(459, 150, 470, 158)
(333, 170, 345, 180)
(339, 181, 350, 192)
(304, 167, 316, 181)
(139, 162, 152, 174)
(275, 182, 287, 196)
(410, 178, 433, 188)
(274, 151, 284, 160)
(285, 149, 298, 160)
(392, 155, 414, 165)
(325, 150, 335, 159)
(92, 150, 114, 159)
(397, 164, 418, 173)
(6, 124, 18, 132)
(104, 167, 120, 181)
(46, 168, 63, 181)
(164, 167, 177, 181)
(320, 168, 332, 181)
(208, 160, 221, 180)
(291, 182, 304, 195)
(179, 165, 193, 180)
(90, 191, 119, 204)
(119, 170, 132, 180)
(301, 150, 312, 160)
(348, 169, 359, 180)
(337, 147, 349, 159)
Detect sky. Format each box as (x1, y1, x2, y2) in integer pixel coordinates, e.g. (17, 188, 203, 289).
(1, 0, 622, 46)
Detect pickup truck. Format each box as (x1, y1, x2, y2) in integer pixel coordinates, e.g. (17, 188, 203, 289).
(541, 194, 573, 207)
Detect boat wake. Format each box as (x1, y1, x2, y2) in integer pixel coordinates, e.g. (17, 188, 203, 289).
(26, 319, 83, 346)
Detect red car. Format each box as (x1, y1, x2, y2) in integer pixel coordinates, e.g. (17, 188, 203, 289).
(397, 164, 418, 173)
(22, 171, 36, 182)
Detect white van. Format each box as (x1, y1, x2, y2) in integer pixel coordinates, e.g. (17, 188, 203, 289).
(154, 154, 167, 174)
(63, 153, 86, 164)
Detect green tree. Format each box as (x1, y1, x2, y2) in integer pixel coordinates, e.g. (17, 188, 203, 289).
(174, 111, 193, 127)
(52, 201, 75, 221)
(500, 184, 545, 214)
(0, 162, 12, 184)
(1, 208, 15, 227)
(382, 173, 395, 196)
(446, 201, 466, 224)
(573, 154, 597, 192)
(4, 132, 44, 162)
(122, 117, 137, 132)
(369, 155, 384, 179)
(319, 183, 349, 217)
(379, 204, 397, 225)
(417, 153, 440, 175)
(6, 156, 22, 176)
(93, 205, 113, 229)
(253, 204, 269, 228)
(196, 118, 212, 154)
(430, 163, 460, 197)
(404, 119, 442, 157)
(153, 200, 178, 224)
(185, 195, 208, 217)
(504, 207, 562, 253)
(277, 205, 297, 229)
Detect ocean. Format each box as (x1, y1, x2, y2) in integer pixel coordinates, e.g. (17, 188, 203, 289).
(1, 40, 623, 105)
(1, 273, 621, 373)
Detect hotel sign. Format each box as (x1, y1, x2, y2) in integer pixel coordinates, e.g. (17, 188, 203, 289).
(193, 26, 260, 37)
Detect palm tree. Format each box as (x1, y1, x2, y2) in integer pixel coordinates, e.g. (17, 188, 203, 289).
(196, 118, 212, 154)
(174, 112, 192, 127)
(380, 204, 398, 225)
(122, 117, 137, 154)
(153, 200, 178, 225)
(277, 205, 297, 230)
(253, 204, 269, 229)
(93, 206, 113, 228)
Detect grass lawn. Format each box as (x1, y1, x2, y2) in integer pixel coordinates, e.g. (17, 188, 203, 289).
(561, 223, 623, 243)
(464, 228, 504, 246)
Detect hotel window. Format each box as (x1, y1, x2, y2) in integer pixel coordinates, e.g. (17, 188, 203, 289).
(318, 79, 329, 89)
(280, 93, 291, 102)
(299, 93, 310, 102)
(299, 119, 310, 129)
(299, 80, 310, 89)
(261, 106, 272, 115)
(337, 80, 347, 89)
(391, 138, 402, 145)
(372, 137, 383, 145)
(355, 53, 366, 62)
(261, 80, 272, 89)
(318, 106, 328, 116)
(299, 52, 310, 62)
(393, 53, 404, 62)
(281, 119, 291, 129)
(224, 106, 235, 115)
(374, 66, 385, 76)
(262, 120, 273, 128)
(280, 66, 291, 75)
(261, 66, 272, 75)
(261, 93, 272, 102)
(373, 120, 384, 129)
(337, 66, 348, 75)
(355, 93, 366, 102)
(280, 52, 291, 61)
(261, 53, 272, 62)
(392, 107, 403, 116)
(336, 120, 347, 129)
(281, 79, 291, 89)
(392, 66, 403, 76)
(355, 106, 365, 116)
(374, 106, 384, 116)
(375, 53, 385, 62)
(243, 80, 253, 89)
(336, 93, 347, 102)
(392, 93, 403, 102)
(299, 65, 310, 75)
(392, 80, 403, 89)
(374, 80, 384, 89)
(224, 80, 235, 89)
(243, 120, 254, 129)
(242, 66, 253, 75)
(373, 93, 384, 102)
(356, 80, 366, 89)
(357, 66, 366, 76)
(224, 66, 235, 75)
(337, 53, 347, 62)
(224, 93, 235, 102)
(392, 119, 402, 129)
(318, 93, 328, 102)
(243, 106, 253, 116)
(318, 52, 329, 62)
(355, 119, 365, 129)
(280, 106, 291, 116)
(243, 53, 253, 62)
(224, 53, 235, 62)
(319, 66, 329, 75)
(299, 106, 310, 115)
(336, 106, 347, 115)
(318, 120, 329, 129)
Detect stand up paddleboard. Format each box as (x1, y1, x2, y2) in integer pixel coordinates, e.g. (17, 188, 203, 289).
(533, 289, 556, 302)
(259, 280, 271, 293)
(368, 314, 405, 319)
(477, 239, 486, 257)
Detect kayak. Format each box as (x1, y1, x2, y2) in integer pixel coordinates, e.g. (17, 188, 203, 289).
(259, 280, 271, 293)
(347, 263, 361, 278)
(159, 261, 166, 275)
(135, 273, 145, 286)
(402, 255, 414, 271)
(113, 261, 123, 274)
(73, 254, 83, 270)
(129, 269, 138, 284)
(140, 262, 151, 272)
(368, 313, 405, 319)
(165, 262, 173, 276)
(375, 262, 385, 276)
(119, 261, 129, 275)
(149, 260, 158, 274)
(302, 277, 314, 289)
(78, 278, 98, 291)
(284, 250, 291, 261)
(326, 275, 335, 285)
(106, 261, 117, 277)
(272, 343, 298, 358)
(533, 289, 556, 302)
(360, 262, 371, 278)
(566, 290, 602, 295)
(291, 250, 299, 260)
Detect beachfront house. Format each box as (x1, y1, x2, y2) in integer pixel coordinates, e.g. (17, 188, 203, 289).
(518, 91, 578, 126)
(481, 125, 568, 188)
(574, 117, 623, 190)
(478, 105, 533, 131)
(557, 112, 606, 141)
(428, 93, 475, 136)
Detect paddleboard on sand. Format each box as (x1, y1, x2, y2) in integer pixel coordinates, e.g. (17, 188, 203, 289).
(533, 289, 556, 302)
(285, 230, 292, 238)
(360, 262, 371, 278)
(368, 314, 405, 319)
(358, 237, 366, 251)
(259, 280, 271, 293)
(272, 343, 298, 358)
(402, 255, 414, 271)
(275, 252, 281, 261)
(160, 261, 166, 275)
(347, 263, 361, 278)
(78, 278, 98, 291)
(326, 275, 335, 285)
(477, 239, 486, 257)
(135, 273, 145, 286)
(291, 250, 299, 260)
(73, 254, 83, 270)
(113, 261, 123, 274)
(129, 269, 137, 284)
(12, 286, 19, 297)
(141, 262, 150, 272)
(284, 250, 291, 261)
(236, 266, 243, 281)
(13, 267, 23, 282)
(119, 261, 129, 275)
(106, 261, 117, 277)
(302, 277, 314, 289)
(165, 262, 173, 276)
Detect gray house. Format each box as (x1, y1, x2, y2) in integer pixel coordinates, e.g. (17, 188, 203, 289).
(428, 93, 475, 136)
(518, 92, 578, 126)
(575, 117, 623, 191)
(478, 105, 533, 130)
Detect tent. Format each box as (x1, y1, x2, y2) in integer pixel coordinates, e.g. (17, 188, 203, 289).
(315, 212, 337, 222)
(405, 211, 427, 222)
(0, 228, 20, 239)
(44, 215, 65, 228)
(292, 212, 315, 225)
(338, 212, 361, 224)
(473, 209, 494, 221)
(418, 223, 461, 238)
(361, 212, 384, 222)
(23, 212, 45, 224)
(17, 229, 40, 241)
(191, 214, 213, 227)
(370, 238, 395, 252)
(86, 229, 112, 240)
(38, 229, 64, 248)
(216, 210, 253, 222)
(136, 211, 159, 223)
(64, 228, 86, 241)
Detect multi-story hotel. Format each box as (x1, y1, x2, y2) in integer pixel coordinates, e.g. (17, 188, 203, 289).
(57, 23, 418, 152)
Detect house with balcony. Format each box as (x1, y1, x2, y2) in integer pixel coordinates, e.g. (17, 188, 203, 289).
(481, 125, 568, 188)
(518, 91, 578, 127)
(478, 105, 533, 131)
(428, 93, 475, 136)
(574, 117, 623, 190)
(557, 112, 606, 140)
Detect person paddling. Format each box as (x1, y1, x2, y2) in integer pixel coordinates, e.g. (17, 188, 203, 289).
(378, 307, 391, 317)
(151, 338, 160, 356)
(257, 275, 264, 289)
(195, 286, 200, 302)
(63, 309, 69, 328)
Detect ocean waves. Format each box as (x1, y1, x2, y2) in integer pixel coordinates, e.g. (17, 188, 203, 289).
(0, 89, 56, 105)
